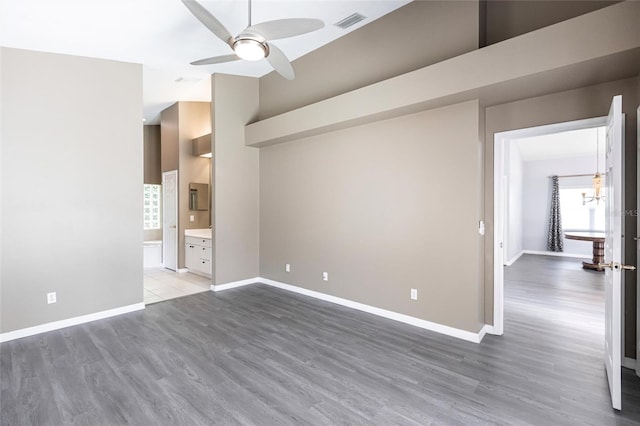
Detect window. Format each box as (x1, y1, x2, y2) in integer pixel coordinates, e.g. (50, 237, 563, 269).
(144, 184, 161, 230)
(559, 187, 604, 232)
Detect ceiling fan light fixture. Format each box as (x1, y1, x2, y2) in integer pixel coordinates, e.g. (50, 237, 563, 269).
(233, 38, 267, 61)
(182, 0, 323, 79)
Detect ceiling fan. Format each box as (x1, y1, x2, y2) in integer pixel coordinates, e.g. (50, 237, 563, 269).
(181, 0, 324, 80)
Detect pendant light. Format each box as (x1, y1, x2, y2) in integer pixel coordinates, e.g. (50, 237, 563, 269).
(582, 129, 605, 205)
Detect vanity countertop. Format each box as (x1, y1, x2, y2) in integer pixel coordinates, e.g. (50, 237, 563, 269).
(185, 228, 212, 239)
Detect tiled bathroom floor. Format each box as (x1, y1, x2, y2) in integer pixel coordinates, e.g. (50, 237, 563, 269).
(143, 267, 211, 304)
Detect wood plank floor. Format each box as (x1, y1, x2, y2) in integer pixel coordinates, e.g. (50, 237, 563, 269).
(2, 254, 640, 425)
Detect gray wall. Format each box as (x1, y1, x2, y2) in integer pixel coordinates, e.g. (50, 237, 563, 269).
(212, 74, 260, 285)
(484, 76, 639, 357)
(260, 100, 485, 333)
(177, 102, 211, 268)
(258, 0, 479, 119)
(143, 125, 161, 185)
(0, 47, 143, 333)
(161, 104, 179, 173)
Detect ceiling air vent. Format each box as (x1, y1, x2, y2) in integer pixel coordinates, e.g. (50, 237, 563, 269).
(334, 13, 367, 30)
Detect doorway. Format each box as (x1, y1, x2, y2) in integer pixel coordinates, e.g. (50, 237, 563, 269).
(142, 169, 211, 305)
(493, 97, 631, 410)
(493, 116, 607, 334)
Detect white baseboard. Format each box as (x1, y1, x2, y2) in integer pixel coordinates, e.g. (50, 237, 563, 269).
(0, 303, 145, 343)
(522, 250, 591, 259)
(211, 278, 259, 292)
(7, 273, 629, 348)
(623, 357, 637, 370)
(258, 277, 486, 344)
(505, 251, 524, 266)
(177, 268, 189, 273)
(2, 277, 492, 345)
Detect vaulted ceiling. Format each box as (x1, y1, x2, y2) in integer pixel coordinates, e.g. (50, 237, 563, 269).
(0, 0, 410, 122)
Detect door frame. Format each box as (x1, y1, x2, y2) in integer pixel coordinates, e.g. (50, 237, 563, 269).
(492, 116, 607, 335)
(637, 105, 640, 378)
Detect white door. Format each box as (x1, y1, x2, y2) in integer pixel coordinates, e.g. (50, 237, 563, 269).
(603, 95, 624, 410)
(162, 170, 178, 271)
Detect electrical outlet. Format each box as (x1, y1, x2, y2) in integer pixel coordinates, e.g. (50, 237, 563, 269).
(47, 292, 57, 304)
(190, 215, 195, 222)
(410, 289, 418, 300)
(322, 272, 329, 281)
(285, 263, 291, 273)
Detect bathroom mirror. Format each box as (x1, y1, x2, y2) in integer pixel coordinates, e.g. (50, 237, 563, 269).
(189, 182, 209, 211)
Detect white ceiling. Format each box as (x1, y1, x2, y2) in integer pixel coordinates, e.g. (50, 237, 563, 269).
(514, 127, 606, 163)
(0, 0, 411, 123)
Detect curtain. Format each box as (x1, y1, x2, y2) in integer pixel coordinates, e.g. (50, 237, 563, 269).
(547, 175, 564, 252)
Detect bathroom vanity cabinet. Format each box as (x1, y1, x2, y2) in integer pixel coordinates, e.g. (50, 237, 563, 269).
(185, 234, 212, 277)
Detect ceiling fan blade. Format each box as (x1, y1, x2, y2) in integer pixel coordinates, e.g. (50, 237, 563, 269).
(181, 0, 234, 47)
(246, 19, 324, 41)
(190, 54, 240, 66)
(266, 43, 294, 80)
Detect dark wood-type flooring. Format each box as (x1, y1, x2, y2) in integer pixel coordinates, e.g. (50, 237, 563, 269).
(2, 254, 640, 425)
